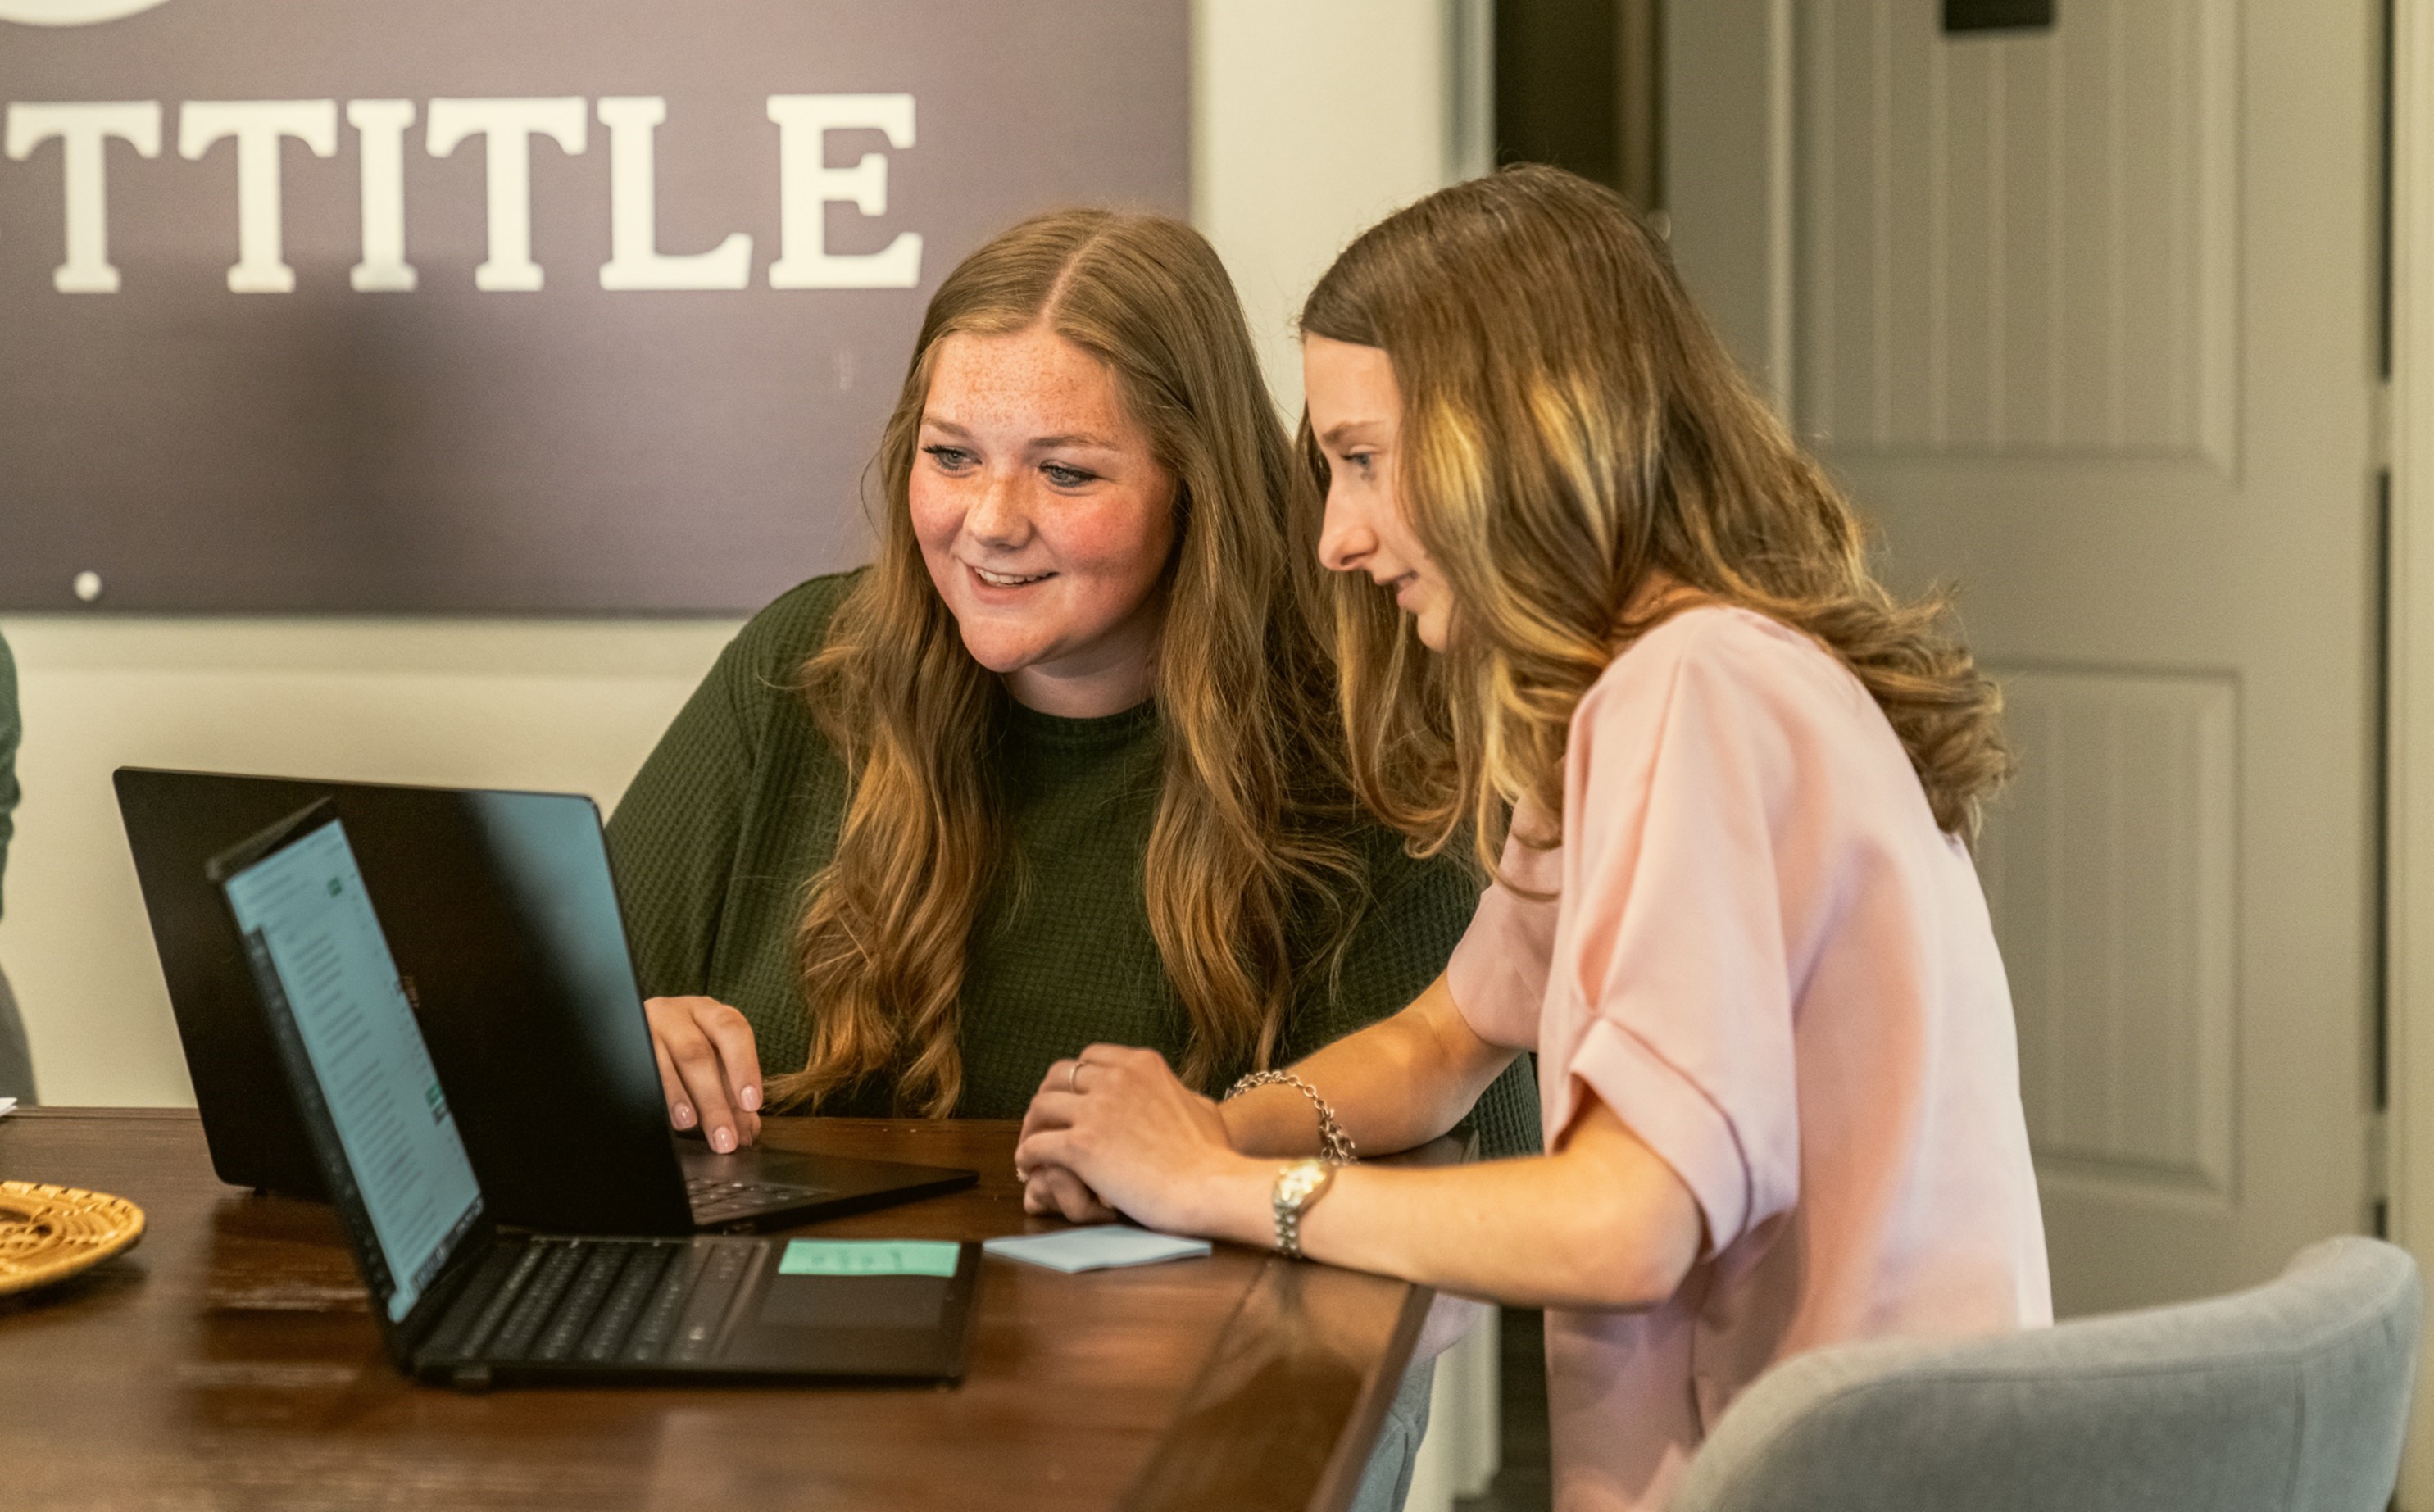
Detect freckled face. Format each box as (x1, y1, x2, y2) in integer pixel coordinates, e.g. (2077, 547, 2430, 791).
(909, 325, 1178, 717)
(1305, 335, 1452, 652)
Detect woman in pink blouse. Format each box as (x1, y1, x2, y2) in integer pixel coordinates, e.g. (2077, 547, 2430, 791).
(1014, 165, 2051, 1512)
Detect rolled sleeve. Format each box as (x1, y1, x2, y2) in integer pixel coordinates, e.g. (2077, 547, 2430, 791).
(1566, 1015, 1753, 1254)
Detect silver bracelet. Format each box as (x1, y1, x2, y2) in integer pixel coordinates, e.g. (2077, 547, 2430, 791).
(1226, 1070, 1357, 1165)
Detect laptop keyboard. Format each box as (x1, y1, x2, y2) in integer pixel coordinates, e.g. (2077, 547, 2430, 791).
(445, 1237, 762, 1368)
(685, 1176, 830, 1224)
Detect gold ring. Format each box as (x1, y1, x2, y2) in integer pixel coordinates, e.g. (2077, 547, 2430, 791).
(1067, 1060, 1083, 1093)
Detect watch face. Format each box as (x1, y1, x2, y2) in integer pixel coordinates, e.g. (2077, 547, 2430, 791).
(1275, 1161, 1329, 1208)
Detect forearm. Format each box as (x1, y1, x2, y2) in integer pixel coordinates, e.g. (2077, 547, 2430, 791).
(1184, 1108, 1698, 1310)
(1221, 974, 1518, 1158)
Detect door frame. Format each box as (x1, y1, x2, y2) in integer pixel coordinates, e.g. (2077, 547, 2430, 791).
(2386, 0, 2434, 1499)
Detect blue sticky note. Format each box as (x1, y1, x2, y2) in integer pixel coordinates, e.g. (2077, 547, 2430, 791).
(779, 1239, 961, 1278)
(983, 1225, 1213, 1274)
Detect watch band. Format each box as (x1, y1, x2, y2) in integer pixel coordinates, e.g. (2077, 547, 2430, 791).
(1271, 1157, 1337, 1260)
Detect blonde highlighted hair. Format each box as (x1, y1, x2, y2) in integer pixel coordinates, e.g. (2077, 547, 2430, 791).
(1297, 165, 2009, 874)
(773, 208, 1360, 1115)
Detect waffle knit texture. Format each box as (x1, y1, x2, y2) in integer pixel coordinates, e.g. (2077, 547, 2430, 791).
(606, 572, 1539, 1156)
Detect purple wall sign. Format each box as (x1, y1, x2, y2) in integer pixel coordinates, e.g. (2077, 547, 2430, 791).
(0, 0, 1189, 611)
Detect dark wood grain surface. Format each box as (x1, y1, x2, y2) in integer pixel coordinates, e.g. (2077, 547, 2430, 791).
(0, 1109, 1431, 1512)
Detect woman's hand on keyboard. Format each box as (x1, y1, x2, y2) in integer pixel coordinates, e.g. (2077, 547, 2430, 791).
(643, 996, 763, 1151)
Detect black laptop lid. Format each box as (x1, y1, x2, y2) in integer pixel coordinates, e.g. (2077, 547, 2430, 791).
(116, 768, 693, 1234)
(213, 805, 493, 1363)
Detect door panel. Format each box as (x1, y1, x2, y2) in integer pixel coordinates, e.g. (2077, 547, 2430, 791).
(1669, 0, 2381, 1315)
(1798, 0, 2236, 466)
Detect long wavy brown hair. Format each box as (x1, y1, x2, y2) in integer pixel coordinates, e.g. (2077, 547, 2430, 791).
(1296, 165, 2010, 876)
(770, 209, 1361, 1115)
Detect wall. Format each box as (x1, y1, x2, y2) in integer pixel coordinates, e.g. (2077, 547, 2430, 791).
(1195, 0, 1455, 415)
(0, 0, 1460, 1107)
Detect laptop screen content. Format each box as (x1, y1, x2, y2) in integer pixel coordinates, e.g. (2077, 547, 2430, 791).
(223, 820, 484, 1322)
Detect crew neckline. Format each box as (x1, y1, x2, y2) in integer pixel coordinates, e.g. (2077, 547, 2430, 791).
(1001, 695, 1160, 749)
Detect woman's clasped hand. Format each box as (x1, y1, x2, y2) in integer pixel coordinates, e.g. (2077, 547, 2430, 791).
(1015, 1047, 1236, 1230)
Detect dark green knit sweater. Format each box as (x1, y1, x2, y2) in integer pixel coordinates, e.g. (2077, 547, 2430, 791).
(606, 573, 1539, 1156)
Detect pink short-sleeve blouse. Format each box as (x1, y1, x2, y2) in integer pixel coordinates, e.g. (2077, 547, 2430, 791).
(1447, 606, 2050, 1512)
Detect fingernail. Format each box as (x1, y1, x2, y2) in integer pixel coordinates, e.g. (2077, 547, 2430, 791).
(740, 1084, 761, 1112)
(672, 1103, 696, 1130)
(711, 1126, 736, 1154)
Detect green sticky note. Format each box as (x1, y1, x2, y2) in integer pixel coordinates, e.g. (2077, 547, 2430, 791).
(779, 1239, 961, 1278)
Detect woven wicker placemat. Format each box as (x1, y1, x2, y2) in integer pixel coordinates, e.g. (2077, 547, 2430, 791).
(0, 1180, 147, 1297)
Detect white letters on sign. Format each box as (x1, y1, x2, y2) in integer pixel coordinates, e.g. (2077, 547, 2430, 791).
(425, 97, 588, 293)
(0, 93, 919, 294)
(179, 100, 338, 293)
(767, 93, 921, 290)
(598, 96, 752, 291)
(347, 99, 416, 293)
(4, 100, 159, 292)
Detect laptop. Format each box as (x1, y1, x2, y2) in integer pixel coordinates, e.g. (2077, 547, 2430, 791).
(211, 801, 979, 1387)
(116, 766, 974, 1233)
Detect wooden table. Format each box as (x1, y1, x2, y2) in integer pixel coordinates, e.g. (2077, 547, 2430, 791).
(0, 1109, 1433, 1512)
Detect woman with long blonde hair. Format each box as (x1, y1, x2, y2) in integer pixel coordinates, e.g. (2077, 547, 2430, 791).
(1016, 166, 2050, 1511)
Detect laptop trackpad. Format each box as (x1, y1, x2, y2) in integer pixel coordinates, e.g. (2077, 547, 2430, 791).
(757, 1274, 947, 1330)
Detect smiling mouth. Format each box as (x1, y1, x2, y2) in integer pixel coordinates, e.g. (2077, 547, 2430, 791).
(970, 563, 1054, 588)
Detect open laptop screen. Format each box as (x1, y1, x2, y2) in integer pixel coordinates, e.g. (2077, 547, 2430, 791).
(222, 818, 484, 1322)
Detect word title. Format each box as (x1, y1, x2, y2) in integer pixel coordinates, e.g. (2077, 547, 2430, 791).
(1, 93, 921, 293)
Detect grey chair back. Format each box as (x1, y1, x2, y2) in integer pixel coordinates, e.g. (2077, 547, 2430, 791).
(1673, 1237, 2422, 1512)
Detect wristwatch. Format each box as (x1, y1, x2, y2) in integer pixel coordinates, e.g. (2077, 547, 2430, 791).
(1271, 1157, 1337, 1260)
